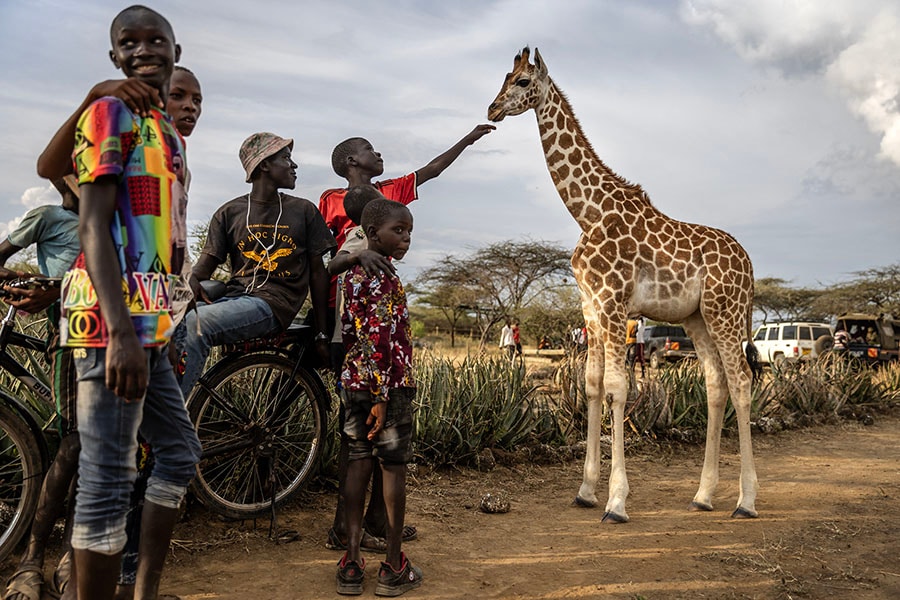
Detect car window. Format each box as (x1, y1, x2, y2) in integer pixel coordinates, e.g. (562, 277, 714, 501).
(782, 325, 797, 340)
(812, 326, 831, 339)
(767, 327, 779, 341)
(672, 327, 686, 337)
(799, 327, 811, 341)
(754, 327, 767, 341)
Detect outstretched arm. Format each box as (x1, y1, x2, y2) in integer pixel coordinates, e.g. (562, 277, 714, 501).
(414, 124, 496, 185)
(37, 79, 163, 179)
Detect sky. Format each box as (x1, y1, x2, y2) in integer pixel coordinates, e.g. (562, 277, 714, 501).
(1, 0, 898, 290)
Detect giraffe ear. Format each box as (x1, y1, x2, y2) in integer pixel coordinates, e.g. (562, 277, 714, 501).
(534, 47, 547, 78)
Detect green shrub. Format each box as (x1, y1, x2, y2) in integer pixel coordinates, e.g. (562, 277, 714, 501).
(412, 352, 565, 466)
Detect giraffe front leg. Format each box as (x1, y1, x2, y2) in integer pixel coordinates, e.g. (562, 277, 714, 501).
(575, 346, 603, 508)
(730, 371, 759, 518)
(602, 361, 630, 523)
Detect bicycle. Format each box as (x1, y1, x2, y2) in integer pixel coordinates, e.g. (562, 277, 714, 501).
(0, 278, 63, 562)
(184, 321, 333, 520)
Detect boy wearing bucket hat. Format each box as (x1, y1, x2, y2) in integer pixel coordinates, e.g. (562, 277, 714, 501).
(180, 132, 335, 397)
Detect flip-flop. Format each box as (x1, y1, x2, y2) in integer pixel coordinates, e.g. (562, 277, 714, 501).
(402, 525, 418, 542)
(325, 527, 388, 552)
(3, 567, 43, 600)
(47, 551, 71, 599)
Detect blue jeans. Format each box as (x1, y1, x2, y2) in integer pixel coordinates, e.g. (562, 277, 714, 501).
(71, 347, 201, 554)
(179, 295, 280, 397)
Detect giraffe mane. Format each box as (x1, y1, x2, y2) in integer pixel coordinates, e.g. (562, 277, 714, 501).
(549, 78, 654, 208)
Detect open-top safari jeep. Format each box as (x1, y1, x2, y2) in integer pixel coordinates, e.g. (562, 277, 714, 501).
(822, 313, 900, 366)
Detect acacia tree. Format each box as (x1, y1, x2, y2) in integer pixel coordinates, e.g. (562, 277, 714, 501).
(811, 264, 900, 318)
(520, 283, 582, 348)
(415, 239, 572, 349)
(753, 277, 825, 322)
(754, 264, 900, 323)
(413, 277, 476, 347)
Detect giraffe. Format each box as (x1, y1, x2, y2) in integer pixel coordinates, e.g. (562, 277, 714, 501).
(488, 47, 760, 523)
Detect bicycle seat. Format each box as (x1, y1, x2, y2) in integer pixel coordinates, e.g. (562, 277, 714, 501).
(199, 279, 227, 302)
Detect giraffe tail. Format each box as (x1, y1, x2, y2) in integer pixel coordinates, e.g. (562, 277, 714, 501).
(744, 302, 763, 382)
(745, 342, 762, 383)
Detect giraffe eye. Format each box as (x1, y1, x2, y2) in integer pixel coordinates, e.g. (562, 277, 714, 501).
(515, 78, 530, 87)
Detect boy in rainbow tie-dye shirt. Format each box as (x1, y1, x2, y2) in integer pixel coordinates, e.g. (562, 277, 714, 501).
(59, 6, 201, 599)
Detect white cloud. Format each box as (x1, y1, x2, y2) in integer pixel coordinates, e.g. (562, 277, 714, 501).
(682, 0, 900, 168)
(0, 183, 57, 239)
(826, 10, 900, 166)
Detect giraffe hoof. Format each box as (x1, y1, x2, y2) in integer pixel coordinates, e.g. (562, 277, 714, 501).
(601, 511, 628, 524)
(689, 501, 713, 512)
(573, 496, 597, 508)
(731, 507, 758, 519)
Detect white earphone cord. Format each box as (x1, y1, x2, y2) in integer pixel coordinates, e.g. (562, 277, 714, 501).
(244, 192, 283, 293)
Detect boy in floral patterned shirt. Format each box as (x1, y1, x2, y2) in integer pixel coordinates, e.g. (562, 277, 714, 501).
(337, 199, 422, 596)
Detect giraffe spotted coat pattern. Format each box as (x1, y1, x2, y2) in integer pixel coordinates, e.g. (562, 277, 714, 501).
(488, 47, 760, 522)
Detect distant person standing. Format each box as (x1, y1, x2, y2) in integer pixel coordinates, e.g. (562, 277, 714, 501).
(626, 318, 638, 369)
(635, 316, 647, 377)
(512, 321, 522, 357)
(499, 320, 516, 361)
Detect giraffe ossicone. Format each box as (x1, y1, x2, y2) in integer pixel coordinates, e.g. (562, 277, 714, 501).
(489, 46, 761, 522)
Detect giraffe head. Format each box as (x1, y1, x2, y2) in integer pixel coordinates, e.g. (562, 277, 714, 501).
(487, 46, 549, 122)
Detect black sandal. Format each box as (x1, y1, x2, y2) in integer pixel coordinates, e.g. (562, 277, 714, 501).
(326, 527, 388, 552)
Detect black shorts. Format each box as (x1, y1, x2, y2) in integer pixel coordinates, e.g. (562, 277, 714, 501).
(341, 387, 414, 465)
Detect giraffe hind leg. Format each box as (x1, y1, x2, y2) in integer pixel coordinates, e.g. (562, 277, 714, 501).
(575, 343, 603, 508)
(683, 314, 726, 512)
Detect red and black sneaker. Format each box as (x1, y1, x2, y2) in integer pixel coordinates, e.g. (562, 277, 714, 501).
(375, 553, 423, 597)
(336, 553, 366, 596)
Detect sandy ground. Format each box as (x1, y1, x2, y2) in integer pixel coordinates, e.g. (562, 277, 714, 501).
(127, 410, 900, 600)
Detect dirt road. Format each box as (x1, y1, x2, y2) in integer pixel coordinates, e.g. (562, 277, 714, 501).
(148, 412, 900, 599)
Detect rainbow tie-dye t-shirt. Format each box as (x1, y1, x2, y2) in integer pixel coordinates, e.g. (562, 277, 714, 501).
(61, 97, 187, 348)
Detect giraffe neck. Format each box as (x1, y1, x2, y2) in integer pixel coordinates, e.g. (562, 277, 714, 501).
(535, 79, 644, 230)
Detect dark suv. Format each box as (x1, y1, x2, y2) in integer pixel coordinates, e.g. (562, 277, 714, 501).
(643, 324, 696, 369)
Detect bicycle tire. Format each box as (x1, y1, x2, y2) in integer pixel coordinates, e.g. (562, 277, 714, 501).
(0, 398, 44, 561)
(187, 352, 327, 519)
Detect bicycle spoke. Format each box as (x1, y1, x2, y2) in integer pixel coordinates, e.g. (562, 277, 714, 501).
(196, 381, 251, 426)
(189, 354, 325, 518)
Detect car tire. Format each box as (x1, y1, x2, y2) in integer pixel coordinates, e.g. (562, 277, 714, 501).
(649, 351, 660, 370)
(773, 353, 785, 368)
(814, 335, 834, 356)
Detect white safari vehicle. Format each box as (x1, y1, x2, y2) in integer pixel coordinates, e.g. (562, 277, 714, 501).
(752, 321, 833, 366)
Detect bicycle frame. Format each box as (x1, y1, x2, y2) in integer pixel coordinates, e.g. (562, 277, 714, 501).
(193, 325, 330, 462)
(0, 305, 53, 469)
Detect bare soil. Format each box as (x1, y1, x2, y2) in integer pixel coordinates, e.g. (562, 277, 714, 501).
(146, 410, 900, 599)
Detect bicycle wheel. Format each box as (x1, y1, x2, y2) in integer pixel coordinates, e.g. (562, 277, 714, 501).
(0, 399, 44, 561)
(187, 352, 327, 519)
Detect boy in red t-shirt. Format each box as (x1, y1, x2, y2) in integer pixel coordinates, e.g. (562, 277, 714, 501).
(319, 124, 495, 251)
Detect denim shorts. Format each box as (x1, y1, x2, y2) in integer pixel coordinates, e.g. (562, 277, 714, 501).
(342, 387, 414, 465)
(70, 346, 200, 554)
